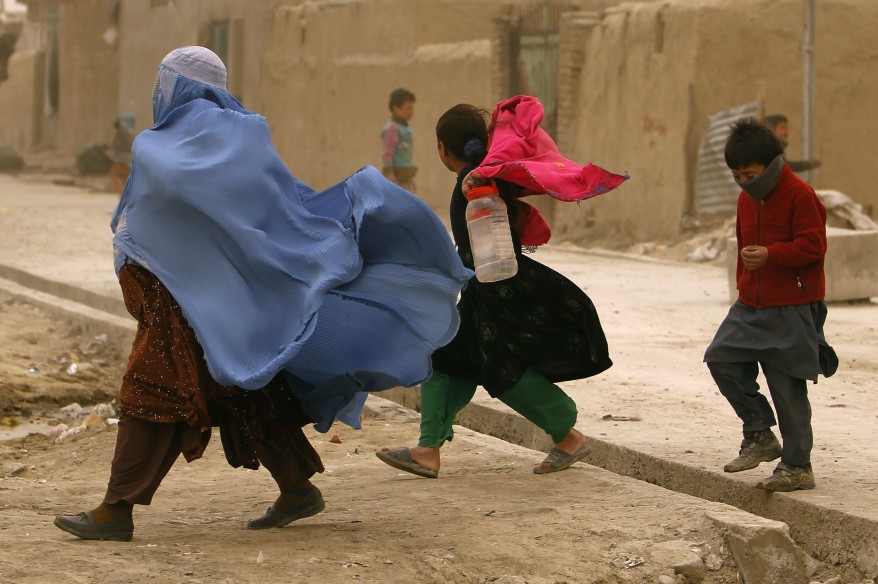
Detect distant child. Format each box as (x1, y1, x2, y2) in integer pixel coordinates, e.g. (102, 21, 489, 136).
(764, 113, 822, 174)
(704, 118, 837, 492)
(107, 112, 136, 194)
(380, 88, 416, 192)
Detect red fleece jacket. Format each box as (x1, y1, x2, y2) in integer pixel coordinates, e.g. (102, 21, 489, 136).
(735, 164, 827, 308)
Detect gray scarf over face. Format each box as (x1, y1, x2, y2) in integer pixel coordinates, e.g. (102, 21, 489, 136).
(735, 154, 785, 201)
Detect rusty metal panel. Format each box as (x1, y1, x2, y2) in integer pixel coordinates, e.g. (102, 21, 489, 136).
(694, 101, 760, 218)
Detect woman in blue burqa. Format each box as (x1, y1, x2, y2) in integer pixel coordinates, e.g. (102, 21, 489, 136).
(54, 46, 470, 542)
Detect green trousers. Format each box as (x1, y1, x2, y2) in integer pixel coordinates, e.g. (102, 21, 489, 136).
(417, 368, 578, 447)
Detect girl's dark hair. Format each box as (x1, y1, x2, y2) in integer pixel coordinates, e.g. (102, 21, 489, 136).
(436, 104, 490, 164)
(724, 117, 784, 169)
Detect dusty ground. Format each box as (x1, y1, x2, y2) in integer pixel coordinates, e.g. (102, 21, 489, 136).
(0, 298, 124, 437)
(0, 173, 875, 583)
(0, 297, 805, 584)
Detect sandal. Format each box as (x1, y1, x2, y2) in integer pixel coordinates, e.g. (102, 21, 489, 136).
(533, 443, 591, 475)
(375, 447, 439, 479)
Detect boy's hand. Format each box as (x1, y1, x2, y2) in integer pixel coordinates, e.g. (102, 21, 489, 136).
(741, 245, 768, 269)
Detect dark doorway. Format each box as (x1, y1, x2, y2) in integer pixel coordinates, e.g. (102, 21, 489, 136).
(508, 1, 578, 138)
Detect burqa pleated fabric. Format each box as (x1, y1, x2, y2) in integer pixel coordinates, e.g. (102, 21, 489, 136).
(111, 47, 471, 431)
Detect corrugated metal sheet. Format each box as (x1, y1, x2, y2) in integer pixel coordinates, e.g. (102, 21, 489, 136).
(694, 101, 759, 217)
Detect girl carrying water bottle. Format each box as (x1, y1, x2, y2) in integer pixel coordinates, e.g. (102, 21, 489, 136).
(377, 99, 628, 477)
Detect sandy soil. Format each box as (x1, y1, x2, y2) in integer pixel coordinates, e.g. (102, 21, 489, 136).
(0, 173, 875, 583)
(0, 298, 801, 584)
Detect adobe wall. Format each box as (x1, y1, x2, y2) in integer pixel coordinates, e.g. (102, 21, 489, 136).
(807, 0, 878, 213)
(556, 0, 878, 245)
(555, 1, 696, 245)
(29, 0, 275, 154)
(261, 0, 520, 214)
(57, 0, 120, 155)
(116, 0, 273, 127)
(6, 0, 873, 247)
(0, 51, 37, 151)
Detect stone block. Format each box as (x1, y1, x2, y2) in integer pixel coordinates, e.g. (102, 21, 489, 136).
(706, 509, 807, 584)
(726, 228, 878, 303)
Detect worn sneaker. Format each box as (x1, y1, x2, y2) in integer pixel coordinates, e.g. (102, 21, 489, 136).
(723, 429, 782, 473)
(757, 462, 816, 492)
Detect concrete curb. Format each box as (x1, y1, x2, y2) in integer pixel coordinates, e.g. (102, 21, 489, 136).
(379, 387, 878, 578)
(0, 264, 128, 319)
(1, 269, 875, 578)
(0, 276, 135, 356)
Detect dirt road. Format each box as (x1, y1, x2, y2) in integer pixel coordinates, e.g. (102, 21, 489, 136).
(1, 172, 875, 583)
(0, 298, 775, 584)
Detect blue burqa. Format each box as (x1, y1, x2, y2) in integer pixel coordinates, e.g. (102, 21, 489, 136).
(111, 74, 470, 431)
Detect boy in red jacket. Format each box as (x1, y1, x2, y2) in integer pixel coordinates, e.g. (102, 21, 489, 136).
(704, 118, 837, 491)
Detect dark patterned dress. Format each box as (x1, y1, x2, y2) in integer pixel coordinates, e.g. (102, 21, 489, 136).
(430, 165, 612, 397)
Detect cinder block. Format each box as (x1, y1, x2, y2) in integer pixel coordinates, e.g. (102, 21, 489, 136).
(726, 228, 878, 303)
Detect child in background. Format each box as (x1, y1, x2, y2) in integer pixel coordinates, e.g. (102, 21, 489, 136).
(107, 113, 135, 194)
(704, 118, 837, 492)
(380, 88, 417, 192)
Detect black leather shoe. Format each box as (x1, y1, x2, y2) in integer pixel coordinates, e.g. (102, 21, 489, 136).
(54, 511, 134, 542)
(247, 487, 325, 530)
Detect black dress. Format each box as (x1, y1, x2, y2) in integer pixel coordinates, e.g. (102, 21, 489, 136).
(430, 165, 613, 397)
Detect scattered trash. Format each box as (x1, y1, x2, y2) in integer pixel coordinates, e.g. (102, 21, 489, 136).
(817, 189, 878, 231)
(256, 551, 264, 565)
(54, 425, 87, 444)
(329, 434, 342, 444)
(60, 403, 83, 417)
(83, 411, 107, 429)
(46, 423, 70, 438)
(687, 236, 726, 262)
(601, 414, 642, 422)
(484, 510, 496, 516)
(0, 416, 20, 428)
(66, 362, 79, 375)
(83, 334, 110, 356)
(92, 403, 117, 418)
(611, 555, 644, 569)
(26, 364, 40, 374)
(704, 553, 723, 571)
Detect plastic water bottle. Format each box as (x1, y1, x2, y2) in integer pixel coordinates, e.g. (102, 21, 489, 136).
(465, 183, 518, 282)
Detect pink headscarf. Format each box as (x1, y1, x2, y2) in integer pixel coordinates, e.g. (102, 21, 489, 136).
(472, 95, 628, 203)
